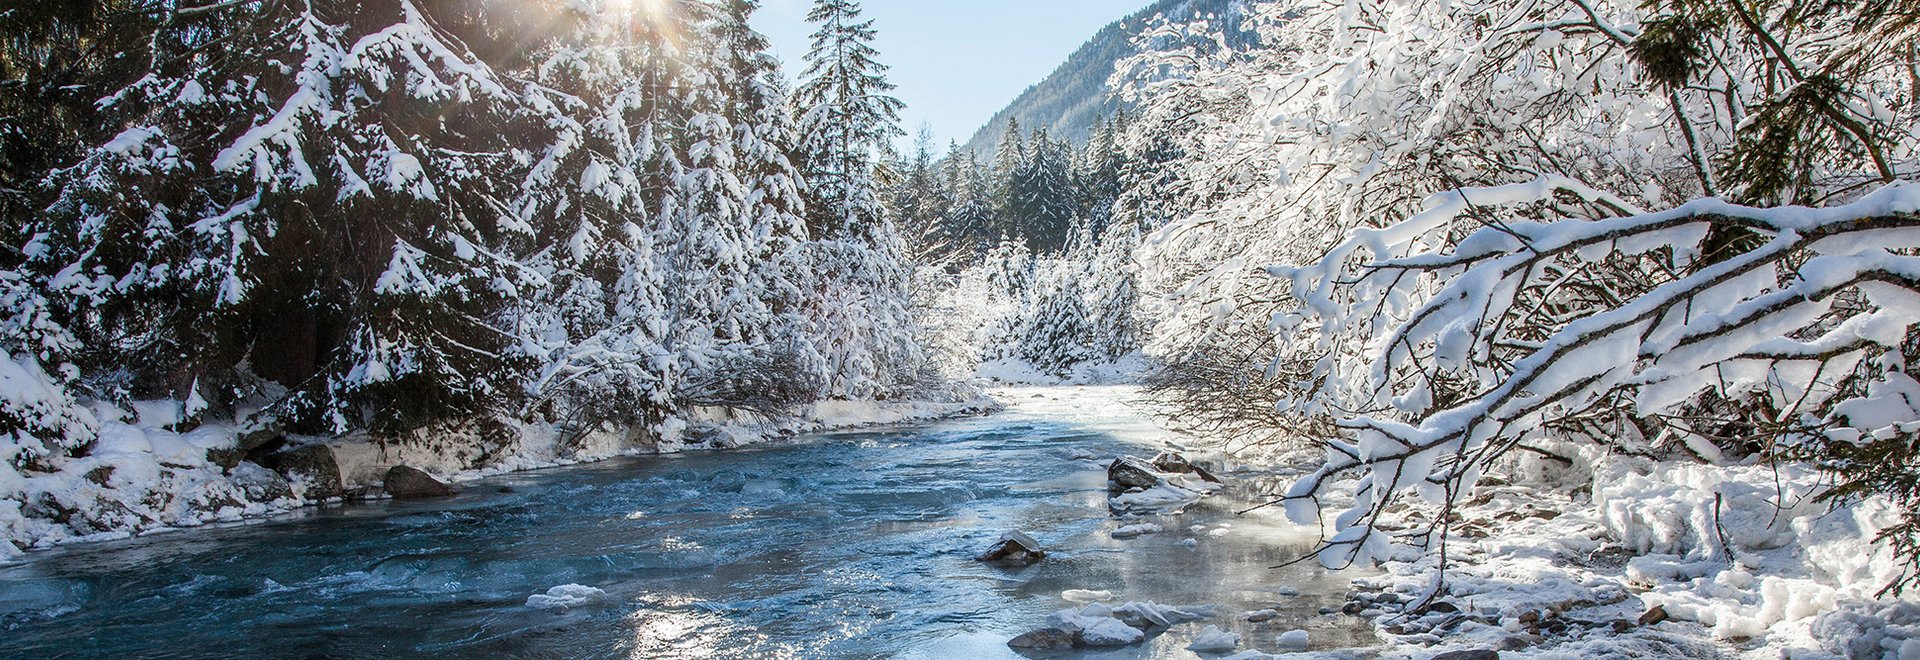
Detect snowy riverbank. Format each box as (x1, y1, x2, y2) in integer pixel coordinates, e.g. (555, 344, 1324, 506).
(1172, 430, 1920, 659)
(982, 385, 1920, 658)
(1, 393, 995, 561)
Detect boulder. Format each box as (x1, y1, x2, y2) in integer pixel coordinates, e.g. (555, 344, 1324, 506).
(209, 427, 288, 469)
(1107, 456, 1161, 493)
(1006, 628, 1074, 651)
(977, 531, 1046, 566)
(260, 444, 344, 500)
(384, 466, 457, 499)
(1149, 452, 1222, 483)
(229, 461, 295, 502)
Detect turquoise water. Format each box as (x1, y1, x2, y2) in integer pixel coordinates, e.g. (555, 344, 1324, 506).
(0, 391, 1371, 658)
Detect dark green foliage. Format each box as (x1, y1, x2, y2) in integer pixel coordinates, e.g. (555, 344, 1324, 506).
(1723, 75, 1853, 204)
(1629, 15, 1714, 91)
(1802, 424, 1920, 596)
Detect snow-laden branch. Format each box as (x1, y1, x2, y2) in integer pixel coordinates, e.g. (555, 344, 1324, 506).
(1271, 177, 1920, 569)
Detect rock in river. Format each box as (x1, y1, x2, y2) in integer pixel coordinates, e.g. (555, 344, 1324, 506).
(385, 466, 457, 499)
(977, 531, 1046, 566)
(1107, 456, 1162, 492)
(1006, 628, 1074, 651)
(1149, 451, 1222, 484)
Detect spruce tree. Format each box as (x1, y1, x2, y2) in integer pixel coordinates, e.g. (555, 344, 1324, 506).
(712, 0, 821, 404)
(988, 119, 1027, 239)
(1011, 128, 1080, 253)
(793, 0, 904, 240)
(792, 0, 922, 398)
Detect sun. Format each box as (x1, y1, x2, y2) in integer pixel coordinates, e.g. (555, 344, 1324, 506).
(603, 0, 670, 18)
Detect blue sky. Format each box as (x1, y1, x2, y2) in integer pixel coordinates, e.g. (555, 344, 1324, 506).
(750, 0, 1143, 151)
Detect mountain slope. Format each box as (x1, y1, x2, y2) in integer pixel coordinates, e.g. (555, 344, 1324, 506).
(963, 0, 1254, 154)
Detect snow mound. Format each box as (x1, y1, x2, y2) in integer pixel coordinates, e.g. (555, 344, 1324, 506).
(1041, 601, 1215, 648)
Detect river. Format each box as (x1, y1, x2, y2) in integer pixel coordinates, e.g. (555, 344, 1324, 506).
(0, 387, 1374, 658)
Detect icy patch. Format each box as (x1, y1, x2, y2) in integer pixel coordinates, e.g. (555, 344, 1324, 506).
(1062, 589, 1114, 603)
(526, 584, 608, 611)
(1111, 522, 1162, 539)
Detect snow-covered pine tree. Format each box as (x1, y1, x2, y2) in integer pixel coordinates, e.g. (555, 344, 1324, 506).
(941, 144, 997, 259)
(1018, 266, 1097, 375)
(987, 118, 1026, 240)
(793, 0, 901, 241)
(1073, 115, 1128, 235)
(710, 0, 825, 409)
(1009, 127, 1080, 253)
(34, 0, 547, 435)
(507, 0, 676, 434)
(1082, 218, 1141, 361)
(890, 127, 950, 265)
(792, 0, 922, 399)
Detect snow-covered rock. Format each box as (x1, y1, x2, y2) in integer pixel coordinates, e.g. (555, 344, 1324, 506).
(1186, 624, 1240, 652)
(976, 530, 1046, 566)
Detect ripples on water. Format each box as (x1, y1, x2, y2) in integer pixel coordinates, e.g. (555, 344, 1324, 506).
(0, 388, 1375, 658)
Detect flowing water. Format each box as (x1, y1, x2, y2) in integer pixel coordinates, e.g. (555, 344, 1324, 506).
(0, 387, 1375, 658)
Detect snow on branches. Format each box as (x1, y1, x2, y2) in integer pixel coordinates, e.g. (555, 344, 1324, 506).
(1272, 176, 1920, 570)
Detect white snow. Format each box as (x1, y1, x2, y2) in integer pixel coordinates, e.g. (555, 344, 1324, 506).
(1038, 600, 1215, 649)
(525, 584, 606, 610)
(1187, 624, 1241, 652)
(1046, 603, 1145, 646)
(1110, 482, 1208, 512)
(1062, 589, 1114, 603)
(1274, 629, 1309, 650)
(1111, 522, 1162, 539)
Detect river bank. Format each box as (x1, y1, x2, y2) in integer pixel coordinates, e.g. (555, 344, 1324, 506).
(2, 392, 996, 561)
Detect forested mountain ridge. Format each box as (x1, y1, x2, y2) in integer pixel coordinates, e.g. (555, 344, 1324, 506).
(961, 0, 1256, 157)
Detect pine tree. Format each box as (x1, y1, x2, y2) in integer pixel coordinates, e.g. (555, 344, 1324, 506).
(1011, 127, 1081, 253)
(31, 0, 551, 435)
(891, 127, 949, 264)
(792, 0, 922, 399)
(942, 144, 996, 259)
(793, 0, 904, 240)
(711, 0, 823, 406)
(988, 118, 1026, 239)
(1074, 115, 1127, 235)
